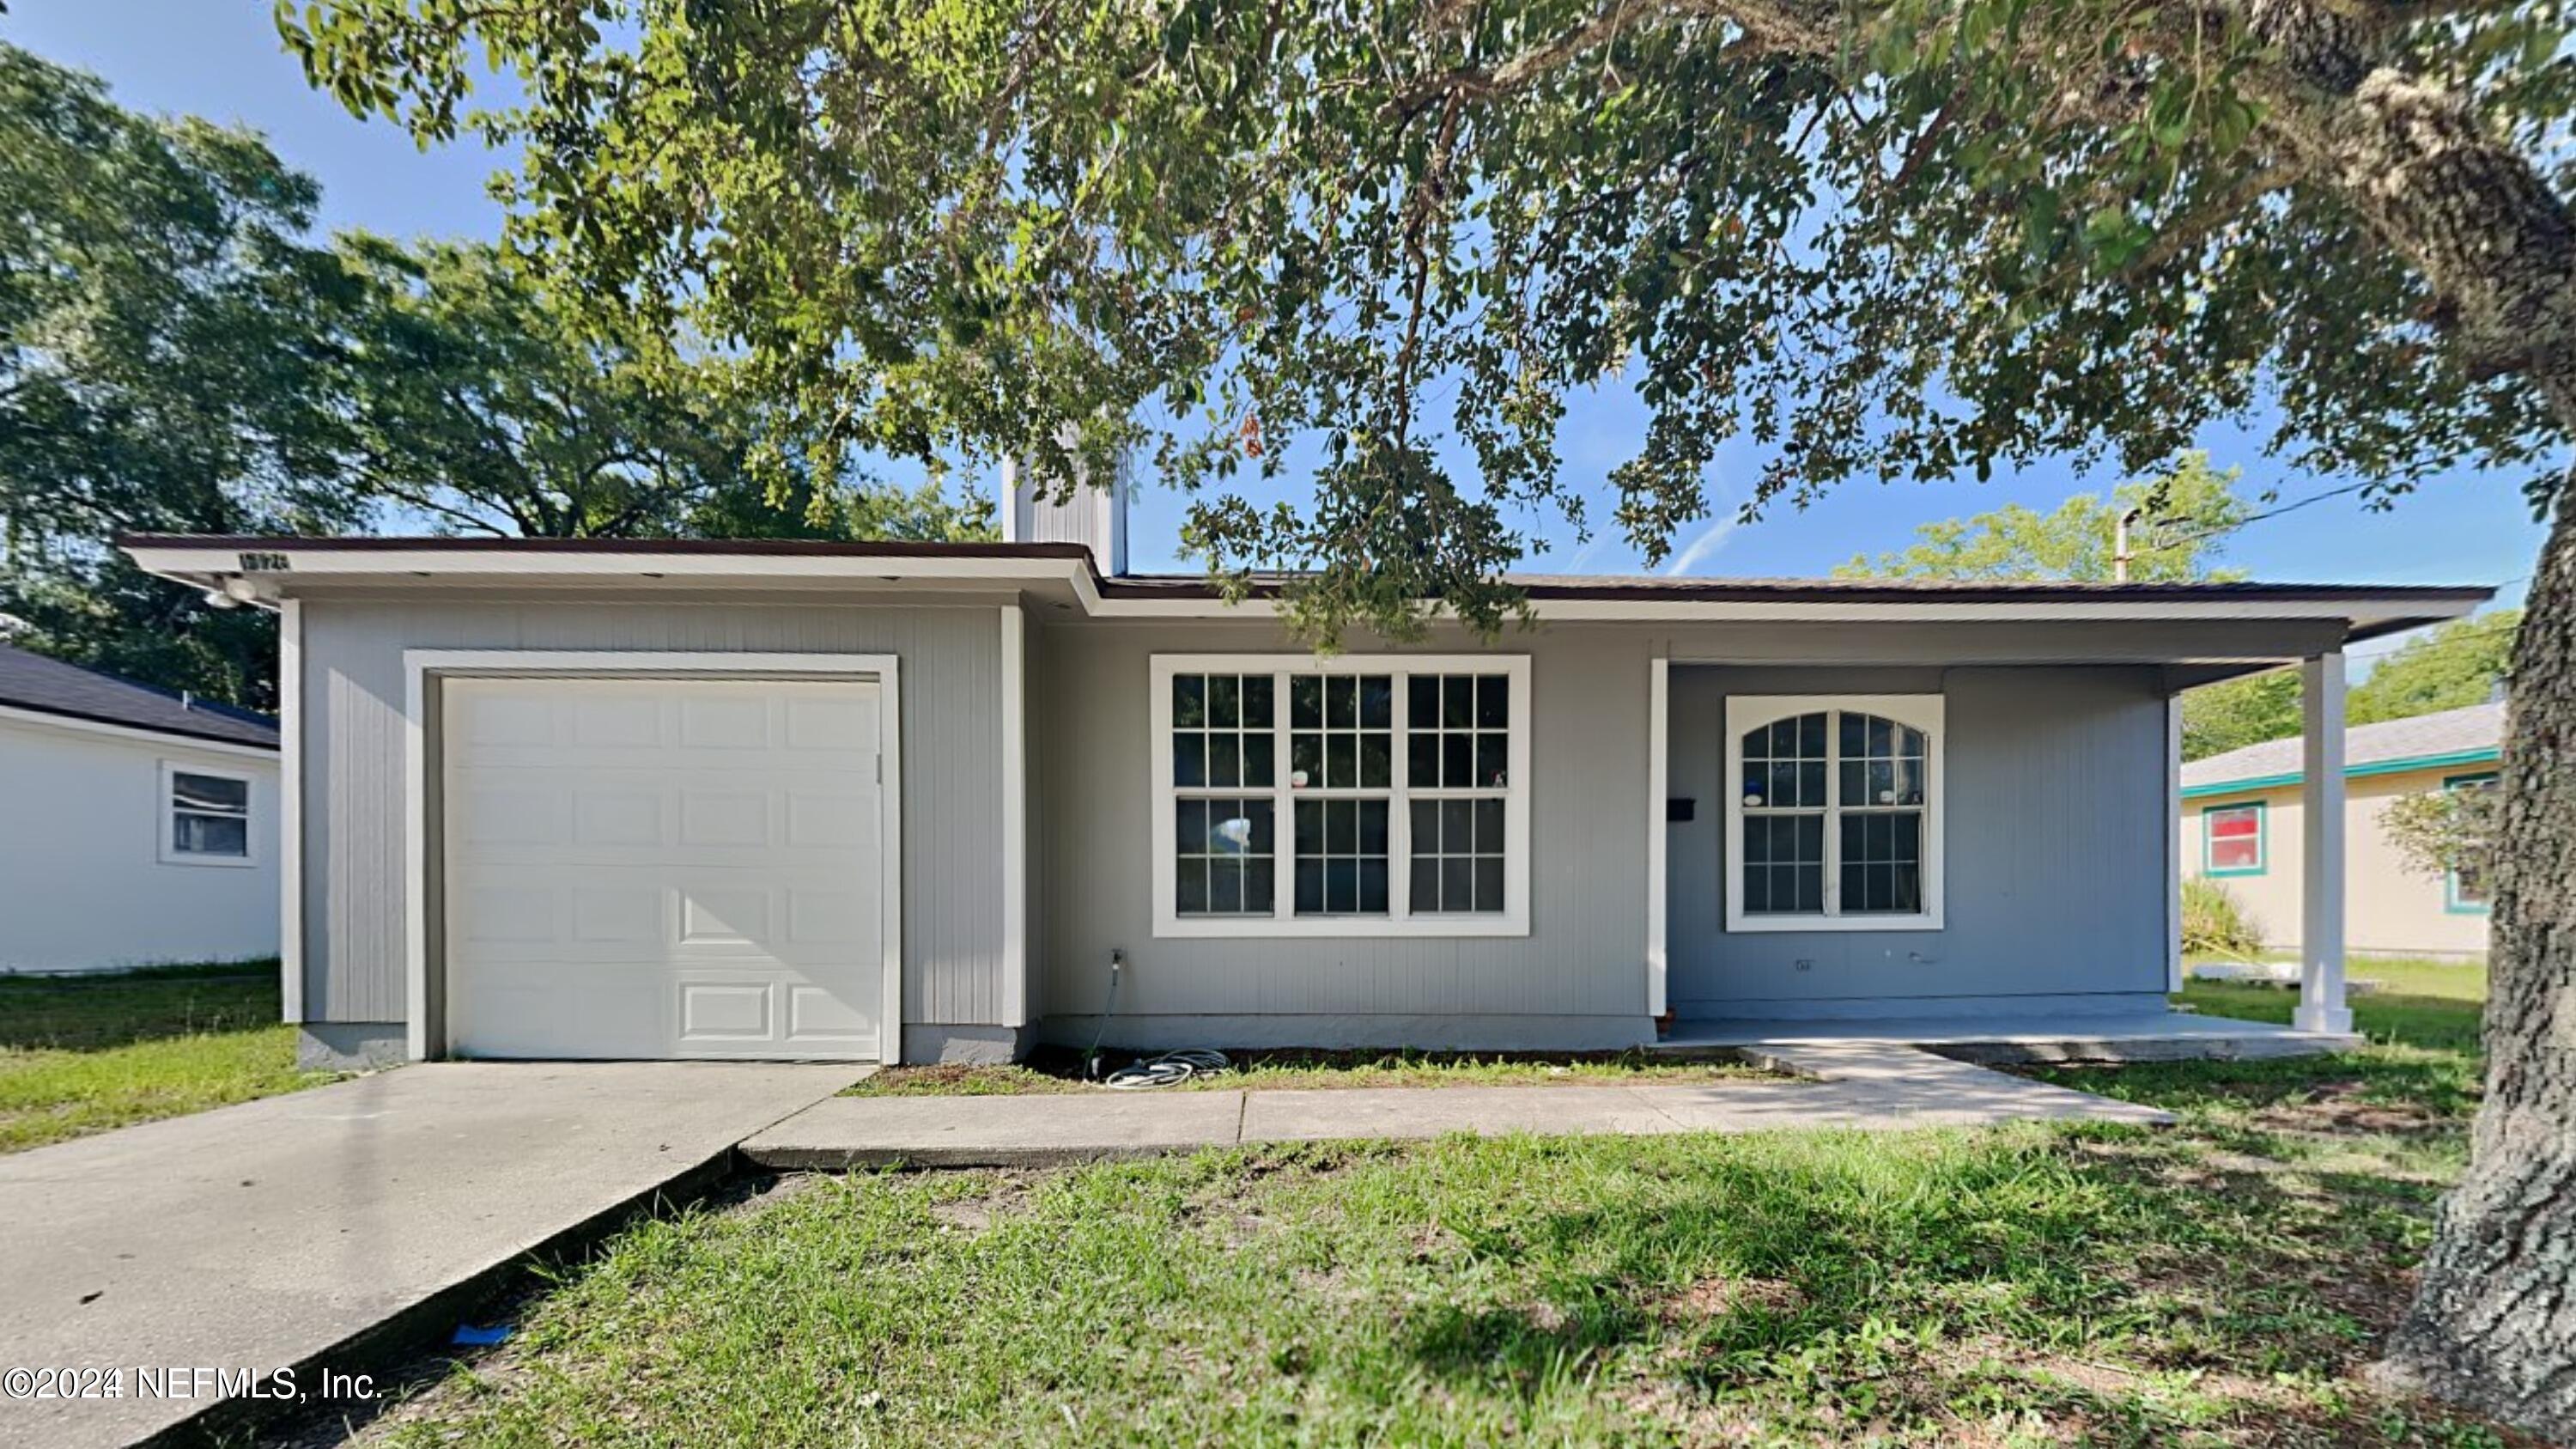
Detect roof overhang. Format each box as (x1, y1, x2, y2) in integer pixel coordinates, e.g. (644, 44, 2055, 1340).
(0, 700, 279, 758)
(2181, 746, 2504, 798)
(119, 536, 2493, 648)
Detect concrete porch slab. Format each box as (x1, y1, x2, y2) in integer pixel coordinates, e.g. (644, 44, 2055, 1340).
(1656, 1010, 2360, 1064)
(0, 1061, 860, 1449)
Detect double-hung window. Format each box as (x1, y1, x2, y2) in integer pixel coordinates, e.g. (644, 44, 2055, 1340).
(1722, 695, 1944, 931)
(2443, 772, 2498, 913)
(2201, 801, 2267, 877)
(161, 761, 256, 866)
(1151, 654, 1530, 937)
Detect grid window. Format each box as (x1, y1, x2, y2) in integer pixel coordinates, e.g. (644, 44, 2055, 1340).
(1290, 674, 1391, 788)
(1729, 699, 1939, 927)
(1155, 657, 1528, 935)
(1838, 713, 1927, 807)
(1741, 711, 1828, 809)
(1294, 799, 1389, 914)
(1409, 798, 1506, 913)
(1838, 811, 1923, 914)
(1741, 813, 1826, 914)
(1406, 673, 1510, 788)
(1174, 797, 1276, 916)
(1171, 673, 1275, 790)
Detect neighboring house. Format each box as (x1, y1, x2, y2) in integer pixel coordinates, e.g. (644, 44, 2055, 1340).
(124, 490, 2487, 1068)
(0, 642, 281, 973)
(2181, 700, 2501, 961)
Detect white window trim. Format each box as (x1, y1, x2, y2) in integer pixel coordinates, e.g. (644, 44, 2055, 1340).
(159, 758, 259, 868)
(1722, 693, 1945, 933)
(1150, 653, 1532, 939)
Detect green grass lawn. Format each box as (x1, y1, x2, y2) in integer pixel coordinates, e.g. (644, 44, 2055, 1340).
(351, 969, 2515, 1447)
(0, 962, 340, 1154)
(848, 1047, 1771, 1098)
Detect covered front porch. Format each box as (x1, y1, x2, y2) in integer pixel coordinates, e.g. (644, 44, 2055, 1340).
(1645, 623, 2389, 1055)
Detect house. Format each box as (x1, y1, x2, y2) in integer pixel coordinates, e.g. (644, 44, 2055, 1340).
(122, 486, 2488, 1068)
(0, 642, 281, 972)
(2181, 699, 2501, 961)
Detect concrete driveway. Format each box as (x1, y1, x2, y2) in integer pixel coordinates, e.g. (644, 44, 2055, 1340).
(0, 1061, 860, 1449)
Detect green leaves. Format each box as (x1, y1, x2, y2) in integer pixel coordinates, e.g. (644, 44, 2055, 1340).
(1, 40, 361, 708)
(270, 0, 2572, 646)
(2, 37, 993, 709)
(1836, 451, 2252, 585)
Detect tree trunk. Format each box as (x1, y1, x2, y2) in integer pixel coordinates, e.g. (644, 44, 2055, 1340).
(2372, 478, 2576, 1441)
(2221, 9, 2576, 1442)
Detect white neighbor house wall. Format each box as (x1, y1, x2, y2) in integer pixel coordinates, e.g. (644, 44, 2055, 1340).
(0, 712, 280, 971)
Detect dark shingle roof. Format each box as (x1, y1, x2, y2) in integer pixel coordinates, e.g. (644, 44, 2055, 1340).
(0, 643, 277, 750)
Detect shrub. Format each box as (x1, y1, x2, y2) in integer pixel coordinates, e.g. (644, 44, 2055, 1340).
(2182, 877, 2265, 958)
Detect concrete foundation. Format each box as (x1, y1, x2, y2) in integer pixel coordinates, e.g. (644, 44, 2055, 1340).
(1036, 1012, 1656, 1054)
(297, 1021, 409, 1070)
(902, 1024, 1035, 1064)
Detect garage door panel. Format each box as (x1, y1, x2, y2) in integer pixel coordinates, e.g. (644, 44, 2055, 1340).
(677, 789, 771, 848)
(569, 695, 663, 747)
(784, 694, 876, 751)
(677, 980, 771, 1040)
(443, 676, 886, 1062)
(787, 985, 874, 1043)
(449, 874, 871, 964)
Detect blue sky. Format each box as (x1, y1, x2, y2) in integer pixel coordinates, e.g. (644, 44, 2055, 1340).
(9, 2, 2545, 642)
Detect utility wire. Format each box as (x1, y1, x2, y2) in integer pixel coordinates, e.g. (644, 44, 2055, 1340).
(2131, 477, 2378, 557)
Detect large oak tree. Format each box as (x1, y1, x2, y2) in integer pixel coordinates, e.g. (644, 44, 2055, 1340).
(0, 40, 365, 708)
(285, 0, 2576, 1433)
(2, 40, 992, 706)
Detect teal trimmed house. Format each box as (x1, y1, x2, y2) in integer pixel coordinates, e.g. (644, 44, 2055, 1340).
(2181, 700, 2501, 961)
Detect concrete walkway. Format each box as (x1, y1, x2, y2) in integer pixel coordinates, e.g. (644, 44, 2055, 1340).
(0, 1062, 859, 1449)
(741, 1042, 2172, 1171)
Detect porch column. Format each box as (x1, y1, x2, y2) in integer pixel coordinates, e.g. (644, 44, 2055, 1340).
(2298, 648, 2353, 1034)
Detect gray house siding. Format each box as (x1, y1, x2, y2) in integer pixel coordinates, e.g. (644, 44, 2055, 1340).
(1665, 664, 2171, 1017)
(1031, 621, 1658, 1050)
(292, 596, 1010, 1049)
(289, 595, 2191, 1061)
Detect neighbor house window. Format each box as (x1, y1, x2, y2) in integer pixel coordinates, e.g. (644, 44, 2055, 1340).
(1722, 696, 1943, 931)
(2444, 772, 2498, 914)
(1151, 655, 1530, 937)
(2202, 801, 2266, 877)
(161, 762, 254, 865)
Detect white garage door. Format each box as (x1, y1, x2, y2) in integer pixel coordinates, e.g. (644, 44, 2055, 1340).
(442, 676, 888, 1061)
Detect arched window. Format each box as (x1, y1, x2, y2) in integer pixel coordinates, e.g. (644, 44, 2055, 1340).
(1723, 696, 1944, 930)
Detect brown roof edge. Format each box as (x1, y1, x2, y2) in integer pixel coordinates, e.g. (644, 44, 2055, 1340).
(116, 533, 1099, 562)
(1097, 575, 2498, 606)
(118, 534, 2494, 610)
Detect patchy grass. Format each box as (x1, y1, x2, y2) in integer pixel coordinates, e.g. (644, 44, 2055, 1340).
(0, 962, 339, 1153)
(354, 977, 2519, 1449)
(846, 1046, 1772, 1098)
(2019, 960, 2490, 1190)
(2184, 957, 2487, 1050)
